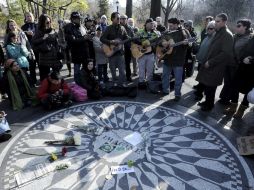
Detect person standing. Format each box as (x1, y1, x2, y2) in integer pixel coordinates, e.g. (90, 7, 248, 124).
(220, 19, 253, 106)
(223, 19, 254, 119)
(161, 18, 189, 101)
(100, 15, 108, 33)
(100, 12, 128, 86)
(64, 12, 90, 83)
(21, 12, 38, 85)
(156, 17, 166, 33)
(32, 14, 62, 81)
(135, 18, 160, 85)
(201, 16, 214, 42)
(120, 14, 135, 82)
(93, 26, 109, 84)
(194, 21, 216, 100)
(196, 13, 234, 111)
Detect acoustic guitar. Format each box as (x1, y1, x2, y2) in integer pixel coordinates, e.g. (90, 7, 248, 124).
(156, 37, 197, 61)
(102, 37, 140, 57)
(131, 30, 173, 59)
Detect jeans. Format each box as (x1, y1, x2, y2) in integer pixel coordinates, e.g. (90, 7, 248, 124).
(108, 54, 126, 85)
(162, 64, 183, 96)
(74, 63, 82, 83)
(138, 53, 155, 82)
(98, 64, 108, 82)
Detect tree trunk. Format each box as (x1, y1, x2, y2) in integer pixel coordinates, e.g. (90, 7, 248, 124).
(42, 0, 47, 14)
(150, 0, 161, 19)
(126, 0, 132, 18)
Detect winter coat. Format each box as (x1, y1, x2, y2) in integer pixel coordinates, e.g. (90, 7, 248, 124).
(32, 29, 61, 68)
(234, 35, 254, 94)
(6, 43, 30, 69)
(64, 23, 90, 64)
(196, 26, 234, 87)
(161, 27, 190, 67)
(93, 36, 107, 65)
(21, 22, 37, 43)
(37, 77, 70, 100)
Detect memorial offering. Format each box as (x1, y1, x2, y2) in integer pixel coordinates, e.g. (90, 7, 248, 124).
(44, 133, 81, 146)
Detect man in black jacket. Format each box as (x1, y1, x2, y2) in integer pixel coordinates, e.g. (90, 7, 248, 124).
(120, 14, 135, 82)
(100, 12, 128, 86)
(161, 18, 190, 101)
(64, 12, 90, 83)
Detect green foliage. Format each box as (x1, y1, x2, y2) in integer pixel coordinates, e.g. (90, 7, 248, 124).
(97, 0, 109, 18)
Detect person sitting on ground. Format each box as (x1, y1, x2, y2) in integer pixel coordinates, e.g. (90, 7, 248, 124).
(6, 32, 31, 72)
(37, 71, 72, 110)
(2, 59, 35, 110)
(76, 59, 101, 100)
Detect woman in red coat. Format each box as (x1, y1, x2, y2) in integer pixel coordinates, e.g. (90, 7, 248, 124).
(37, 71, 72, 110)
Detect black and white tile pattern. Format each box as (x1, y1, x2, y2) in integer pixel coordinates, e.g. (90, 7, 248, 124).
(1, 101, 254, 190)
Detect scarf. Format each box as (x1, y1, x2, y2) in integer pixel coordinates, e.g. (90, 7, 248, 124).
(7, 70, 34, 110)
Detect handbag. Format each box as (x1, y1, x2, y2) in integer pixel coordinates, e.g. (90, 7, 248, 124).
(247, 88, 254, 104)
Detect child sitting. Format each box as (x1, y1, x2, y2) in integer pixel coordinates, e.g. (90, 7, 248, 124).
(37, 71, 72, 110)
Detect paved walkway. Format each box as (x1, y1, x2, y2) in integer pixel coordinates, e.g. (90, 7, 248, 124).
(0, 64, 253, 190)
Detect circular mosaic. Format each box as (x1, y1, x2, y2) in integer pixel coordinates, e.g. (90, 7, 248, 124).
(1, 101, 253, 190)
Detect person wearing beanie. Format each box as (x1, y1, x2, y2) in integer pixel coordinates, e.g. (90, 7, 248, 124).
(1, 59, 35, 110)
(160, 17, 190, 101)
(37, 71, 72, 110)
(64, 11, 90, 83)
(134, 18, 160, 85)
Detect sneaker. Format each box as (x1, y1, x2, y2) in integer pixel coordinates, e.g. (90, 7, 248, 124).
(2, 94, 8, 99)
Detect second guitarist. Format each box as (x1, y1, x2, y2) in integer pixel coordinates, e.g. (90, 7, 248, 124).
(160, 18, 190, 101)
(100, 12, 128, 87)
(135, 18, 160, 85)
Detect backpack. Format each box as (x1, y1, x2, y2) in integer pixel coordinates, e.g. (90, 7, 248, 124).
(68, 83, 88, 102)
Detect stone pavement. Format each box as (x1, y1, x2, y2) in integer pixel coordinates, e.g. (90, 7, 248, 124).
(0, 64, 253, 190)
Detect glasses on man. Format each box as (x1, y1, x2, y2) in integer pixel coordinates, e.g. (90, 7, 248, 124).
(208, 28, 215, 30)
(46, 21, 51, 25)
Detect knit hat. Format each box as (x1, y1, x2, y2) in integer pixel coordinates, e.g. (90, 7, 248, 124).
(101, 15, 107, 20)
(145, 18, 154, 25)
(70, 12, 81, 19)
(184, 20, 193, 27)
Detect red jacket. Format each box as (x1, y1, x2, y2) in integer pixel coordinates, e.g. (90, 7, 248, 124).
(37, 78, 70, 100)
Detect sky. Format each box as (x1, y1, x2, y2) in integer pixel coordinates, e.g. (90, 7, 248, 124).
(110, 0, 127, 7)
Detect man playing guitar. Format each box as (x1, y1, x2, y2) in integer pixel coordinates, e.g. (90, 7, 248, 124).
(133, 18, 160, 85)
(160, 18, 190, 101)
(100, 12, 128, 87)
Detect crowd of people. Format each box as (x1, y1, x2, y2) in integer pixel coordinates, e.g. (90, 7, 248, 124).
(0, 11, 253, 122)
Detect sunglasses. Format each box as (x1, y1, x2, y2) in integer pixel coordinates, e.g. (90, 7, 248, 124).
(236, 24, 242, 28)
(208, 28, 214, 30)
(46, 21, 51, 24)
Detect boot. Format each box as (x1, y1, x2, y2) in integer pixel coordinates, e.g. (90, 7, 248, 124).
(233, 105, 248, 119)
(223, 103, 238, 115)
